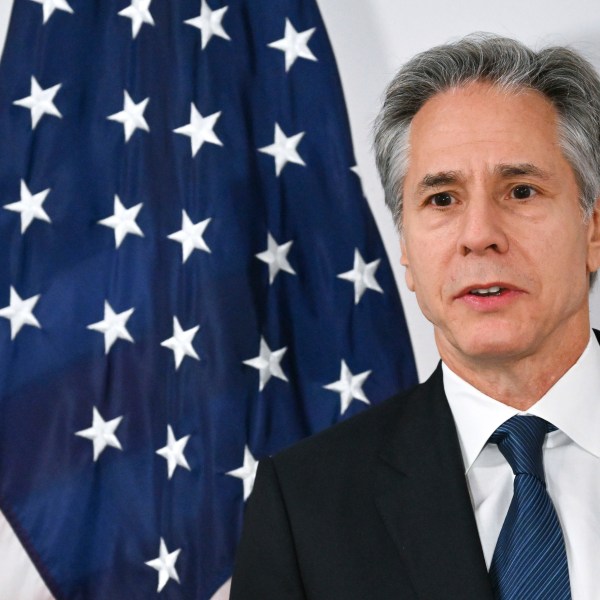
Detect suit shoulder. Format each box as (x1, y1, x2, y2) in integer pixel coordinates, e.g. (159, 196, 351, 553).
(272, 366, 443, 470)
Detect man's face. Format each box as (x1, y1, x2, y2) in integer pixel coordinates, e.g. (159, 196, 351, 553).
(401, 82, 600, 368)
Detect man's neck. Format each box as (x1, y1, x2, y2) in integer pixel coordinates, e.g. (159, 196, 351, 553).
(438, 333, 591, 411)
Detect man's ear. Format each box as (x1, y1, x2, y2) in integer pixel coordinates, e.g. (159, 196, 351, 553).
(400, 237, 415, 292)
(586, 202, 600, 275)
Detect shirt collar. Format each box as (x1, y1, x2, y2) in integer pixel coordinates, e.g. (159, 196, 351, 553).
(443, 332, 600, 473)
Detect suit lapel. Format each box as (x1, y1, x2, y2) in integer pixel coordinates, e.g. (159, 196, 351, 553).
(374, 366, 494, 599)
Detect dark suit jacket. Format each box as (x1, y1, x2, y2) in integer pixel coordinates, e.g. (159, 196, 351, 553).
(231, 365, 495, 599)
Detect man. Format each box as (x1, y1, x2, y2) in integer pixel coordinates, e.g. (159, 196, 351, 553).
(230, 34, 600, 599)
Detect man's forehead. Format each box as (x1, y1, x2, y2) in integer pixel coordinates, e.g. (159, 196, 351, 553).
(404, 82, 564, 182)
(414, 80, 552, 112)
(411, 82, 556, 129)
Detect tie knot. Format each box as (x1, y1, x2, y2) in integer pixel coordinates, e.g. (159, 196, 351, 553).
(489, 415, 555, 482)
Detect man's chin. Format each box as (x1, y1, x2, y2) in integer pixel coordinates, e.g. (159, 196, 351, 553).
(436, 327, 534, 365)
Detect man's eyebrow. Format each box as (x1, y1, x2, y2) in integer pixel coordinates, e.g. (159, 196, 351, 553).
(414, 164, 552, 196)
(416, 171, 463, 194)
(494, 163, 551, 179)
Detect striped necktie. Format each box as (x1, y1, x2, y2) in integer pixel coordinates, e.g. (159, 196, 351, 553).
(488, 415, 571, 599)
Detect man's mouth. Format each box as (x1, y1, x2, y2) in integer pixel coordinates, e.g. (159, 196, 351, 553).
(468, 286, 504, 297)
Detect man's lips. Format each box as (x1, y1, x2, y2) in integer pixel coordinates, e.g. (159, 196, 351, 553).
(453, 283, 525, 310)
(454, 283, 522, 299)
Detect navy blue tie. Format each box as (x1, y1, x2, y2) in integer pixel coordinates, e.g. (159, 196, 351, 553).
(488, 415, 571, 599)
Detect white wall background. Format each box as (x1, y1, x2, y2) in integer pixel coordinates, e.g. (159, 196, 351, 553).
(1, 0, 600, 597)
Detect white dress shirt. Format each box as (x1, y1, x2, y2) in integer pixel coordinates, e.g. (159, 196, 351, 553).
(443, 333, 600, 600)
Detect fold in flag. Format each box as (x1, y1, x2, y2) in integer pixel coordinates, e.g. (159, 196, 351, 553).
(0, 0, 417, 597)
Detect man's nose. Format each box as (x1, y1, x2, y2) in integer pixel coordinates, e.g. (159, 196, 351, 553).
(456, 198, 509, 256)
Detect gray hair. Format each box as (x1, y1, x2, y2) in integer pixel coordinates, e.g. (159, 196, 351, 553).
(373, 33, 600, 228)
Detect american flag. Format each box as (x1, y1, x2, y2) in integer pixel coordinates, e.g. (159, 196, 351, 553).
(0, 0, 417, 597)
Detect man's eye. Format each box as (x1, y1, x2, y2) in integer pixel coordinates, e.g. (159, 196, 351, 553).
(428, 192, 454, 207)
(511, 185, 536, 200)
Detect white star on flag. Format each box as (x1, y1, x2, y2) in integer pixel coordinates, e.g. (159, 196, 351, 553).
(184, 0, 230, 50)
(0, 287, 41, 340)
(338, 248, 383, 304)
(13, 76, 62, 129)
(4, 180, 51, 233)
(259, 123, 305, 176)
(324, 360, 371, 415)
(167, 210, 211, 263)
(145, 538, 181, 592)
(119, 0, 154, 39)
(107, 91, 150, 142)
(87, 301, 135, 354)
(174, 103, 223, 157)
(30, 0, 73, 23)
(268, 18, 317, 72)
(75, 407, 123, 461)
(161, 317, 200, 370)
(156, 425, 191, 479)
(226, 446, 259, 501)
(98, 195, 144, 248)
(256, 232, 296, 284)
(243, 337, 288, 391)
